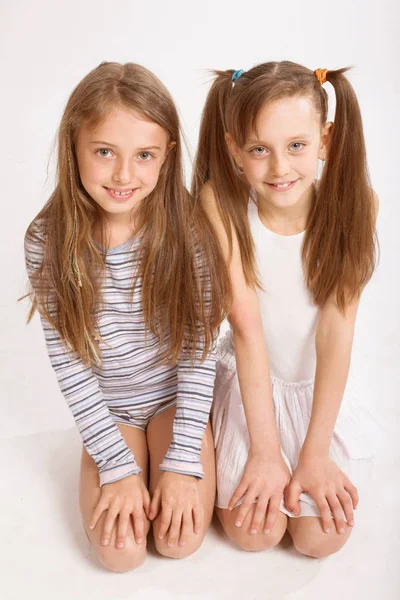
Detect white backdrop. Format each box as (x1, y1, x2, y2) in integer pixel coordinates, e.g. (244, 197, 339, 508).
(1, 0, 398, 477)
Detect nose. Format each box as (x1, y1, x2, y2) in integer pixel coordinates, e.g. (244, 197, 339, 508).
(270, 153, 291, 178)
(112, 158, 134, 185)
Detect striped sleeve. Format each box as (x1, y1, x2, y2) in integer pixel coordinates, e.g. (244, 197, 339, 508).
(158, 344, 217, 479)
(159, 245, 218, 479)
(24, 224, 141, 486)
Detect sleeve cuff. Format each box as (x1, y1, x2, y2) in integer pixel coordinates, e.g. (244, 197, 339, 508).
(99, 462, 142, 486)
(159, 458, 204, 480)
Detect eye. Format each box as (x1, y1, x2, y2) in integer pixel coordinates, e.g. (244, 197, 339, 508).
(289, 142, 304, 151)
(250, 146, 267, 156)
(96, 148, 113, 158)
(138, 152, 154, 161)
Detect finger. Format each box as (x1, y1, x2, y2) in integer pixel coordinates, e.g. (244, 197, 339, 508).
(179, 509, 193, 547)
(89, 497, 109, 531)
(167, 511, 183, 548)
(157, 506, 173, 540)
(101, 505, 120, 546)
(264, 495, 281, 534)
(345, 481, 359, 510)
(132, 506, 146, 544)
(338, 490, 355, 528)
(235, 490, 257, 528)
(249, 494, 269, 535)
(229, 480, 249, 511)
(148, 489, 160, 521)
(143, 488, 151, 517)
(192, 503, 203, 535)
(326, 494, 346, 534)
(284, 481, 302, 516)
(115, 509, 131, 549)
(315, 495, 333, 534)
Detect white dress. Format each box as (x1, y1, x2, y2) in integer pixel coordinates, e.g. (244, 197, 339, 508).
(212, 197, 379, 517)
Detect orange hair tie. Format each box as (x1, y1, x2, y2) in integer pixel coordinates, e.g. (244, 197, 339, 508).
(314, 68, 328, 85)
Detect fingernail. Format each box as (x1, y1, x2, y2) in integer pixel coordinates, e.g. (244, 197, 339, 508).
(264, 529, 270, 535)
(339, 528, 345, 534)
(158, 534, 164, 540)
(168, 542, 174, 548)
(250, 529, 257, 535)
(325, 528, 331, 534)
(102, 539, 109, 546)
(136, 538, 143, 544)
(228, 506, 233, 511)
(89, 524, 94, 530)
(349, 520, 354, 527)
(117, 542, 124, 549)
(235, 521, 242, 527)
(179, 541, 186, 547)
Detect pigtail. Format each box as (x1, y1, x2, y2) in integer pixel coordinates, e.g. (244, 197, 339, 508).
(192, 70, 258, 288)
(304, 68, 377, 311)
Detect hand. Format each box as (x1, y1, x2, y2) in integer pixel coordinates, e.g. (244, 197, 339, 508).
(284, 455, 358, 533)
(148, 472, 202, 548)
(229, 452, 291, 535)
(89, 473, 150, 548)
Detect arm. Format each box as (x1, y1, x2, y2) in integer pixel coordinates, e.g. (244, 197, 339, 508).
(285, 190, 380, 532)
(159, 343, 217, 479)
(25, 227, 141, 487)
(200, 183, 290, 534)
(202, 183, 281, 457)
(301, 294, 359, 459)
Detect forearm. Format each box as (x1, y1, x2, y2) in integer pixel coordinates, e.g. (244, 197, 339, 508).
(301, 309, 356, 458)
(160, 349, 217, 479)
(233, 326, 281, 456)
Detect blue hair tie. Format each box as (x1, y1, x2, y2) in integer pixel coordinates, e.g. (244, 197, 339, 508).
(232, 69, 245, 82)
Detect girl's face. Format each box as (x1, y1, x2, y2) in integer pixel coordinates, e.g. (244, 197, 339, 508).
(228, 95, 331, 211)
(75, 107, 172, 222)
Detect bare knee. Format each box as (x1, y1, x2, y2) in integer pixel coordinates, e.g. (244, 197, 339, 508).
(154, 535, 204, 559)
(217, 508, 287, 552)
(230, 525, 285, 552)
(290, 519, 351, 559)
(96, 539, 147, 572)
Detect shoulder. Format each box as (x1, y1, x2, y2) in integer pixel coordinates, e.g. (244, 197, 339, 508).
(370, 188, 379, 222)
(24, 217, 47, 275)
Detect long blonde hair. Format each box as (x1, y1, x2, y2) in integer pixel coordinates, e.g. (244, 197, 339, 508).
(26, 62, 231, 365)
(192, 61, 377, 310)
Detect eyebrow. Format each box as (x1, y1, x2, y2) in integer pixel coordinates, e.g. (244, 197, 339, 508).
(246, 134, 312, 145)
(90, 140, 162, 151)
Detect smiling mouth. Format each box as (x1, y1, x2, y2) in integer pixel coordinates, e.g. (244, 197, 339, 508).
(266, 179, 298, 190)
(104, 187, 136, 197)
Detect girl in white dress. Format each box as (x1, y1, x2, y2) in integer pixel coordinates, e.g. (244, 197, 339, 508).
(193, 62, 379, 557)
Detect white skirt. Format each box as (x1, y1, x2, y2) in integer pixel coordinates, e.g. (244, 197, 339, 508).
(212, 337, 381, 518)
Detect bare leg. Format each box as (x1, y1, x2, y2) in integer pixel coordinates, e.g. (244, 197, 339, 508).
(147, 406, 216, 558)
(216, 506, 288, 551)
(79, 424, 150, 572)
(288, 516, 352, 558)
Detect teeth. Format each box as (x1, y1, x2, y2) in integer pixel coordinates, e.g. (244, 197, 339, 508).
(273, 182, 291, 188)
(109, 189, 133, 196)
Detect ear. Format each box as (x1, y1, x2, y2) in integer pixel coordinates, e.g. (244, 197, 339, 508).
(167, 141, 177, 152)
(161, 141, 176, 165)
(318, 121, 333, 160)
(225, 132, 243, 168)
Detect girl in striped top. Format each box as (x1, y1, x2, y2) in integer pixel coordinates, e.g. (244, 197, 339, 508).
(24, 62, 230, 572)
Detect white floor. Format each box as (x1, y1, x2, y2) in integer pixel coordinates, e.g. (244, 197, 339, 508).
(2, 308, 400, 599)
(1, 427, 399, 600)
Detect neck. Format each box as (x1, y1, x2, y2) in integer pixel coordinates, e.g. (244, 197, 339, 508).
(257, 183, 315, 236)
(93, 211, 139, 248)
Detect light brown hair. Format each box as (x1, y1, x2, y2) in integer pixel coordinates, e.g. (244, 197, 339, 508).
(192, 61, 377, 310)
(25, 62, 231, 366)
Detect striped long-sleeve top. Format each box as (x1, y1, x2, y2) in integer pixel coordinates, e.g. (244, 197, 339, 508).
(25, 222, 217, 486)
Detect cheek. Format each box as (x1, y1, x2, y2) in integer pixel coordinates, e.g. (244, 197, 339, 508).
(242, 157, 265, 181)
(78, 155, 108, 184)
